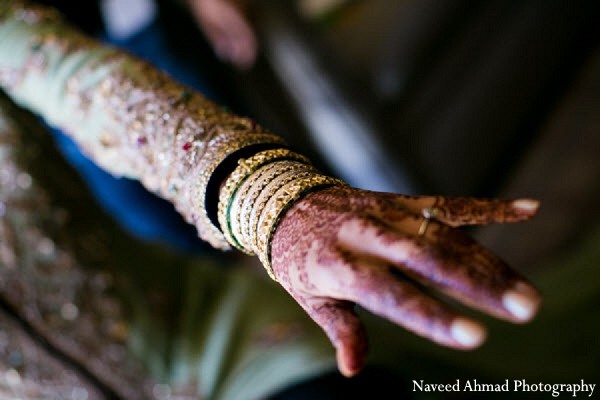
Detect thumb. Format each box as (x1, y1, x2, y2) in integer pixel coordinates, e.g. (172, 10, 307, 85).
(304, 298, 368, 377)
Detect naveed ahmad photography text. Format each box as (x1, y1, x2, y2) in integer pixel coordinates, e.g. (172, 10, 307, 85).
(413, 379, 596, 397)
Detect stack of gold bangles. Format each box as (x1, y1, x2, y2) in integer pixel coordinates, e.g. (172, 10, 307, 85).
(217, 148, 345, 280)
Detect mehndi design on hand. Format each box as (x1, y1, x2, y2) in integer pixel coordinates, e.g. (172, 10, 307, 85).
(271, 186, 541, 376)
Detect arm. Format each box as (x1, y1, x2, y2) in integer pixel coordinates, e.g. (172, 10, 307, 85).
(0, 0, 278, 250)
(0, 1, 541, 377)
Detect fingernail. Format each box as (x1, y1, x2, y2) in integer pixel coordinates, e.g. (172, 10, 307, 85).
(502, 282, 541, 321)
(450, 318, 487, 348)
(337, 350, 361, 378)
(512, 199, 540, 212)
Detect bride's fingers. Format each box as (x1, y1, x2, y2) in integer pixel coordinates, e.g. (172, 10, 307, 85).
(327, 254, 487, 350)
(337, 217, 541, 323)
(383, 194, 539, 227)
(301, 297, 368, 377)
(424, 223, 542, 321)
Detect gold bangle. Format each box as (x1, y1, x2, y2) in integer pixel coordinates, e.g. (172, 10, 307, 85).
(230, 162, 285, 253)
(233, 160, 312, 251)
(217, 148, 310, 251)
(190, 132, 285, 250)
(247, 168, 317, 253)
(256, 174, 346, 280)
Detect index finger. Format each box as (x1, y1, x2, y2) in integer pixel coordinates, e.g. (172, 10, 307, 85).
(383, 194, 540, 227)
(337, 216, 542, 323)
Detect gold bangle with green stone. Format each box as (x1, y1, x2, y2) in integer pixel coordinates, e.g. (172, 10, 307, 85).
(232, 160, 315, 252)
(217, 148, 311, 251)
(191, 132, 286, 250)
(229, 162, 289, 253)
(256, 174, 346, 280)
(247, 168, 318, 254)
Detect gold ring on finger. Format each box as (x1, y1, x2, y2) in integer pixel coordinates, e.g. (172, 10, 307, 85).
(418, 217, 430, 237)
(422, 207, 440, 219)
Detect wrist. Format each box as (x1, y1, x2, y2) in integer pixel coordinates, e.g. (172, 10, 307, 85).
(216, 146, 346, 279)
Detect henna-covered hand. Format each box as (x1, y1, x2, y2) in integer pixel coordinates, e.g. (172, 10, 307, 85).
(270, 186, 541, 377)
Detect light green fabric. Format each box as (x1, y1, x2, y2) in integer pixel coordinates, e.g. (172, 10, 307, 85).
(0, 4, 141, 178)
(123, 251, 337, 400)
